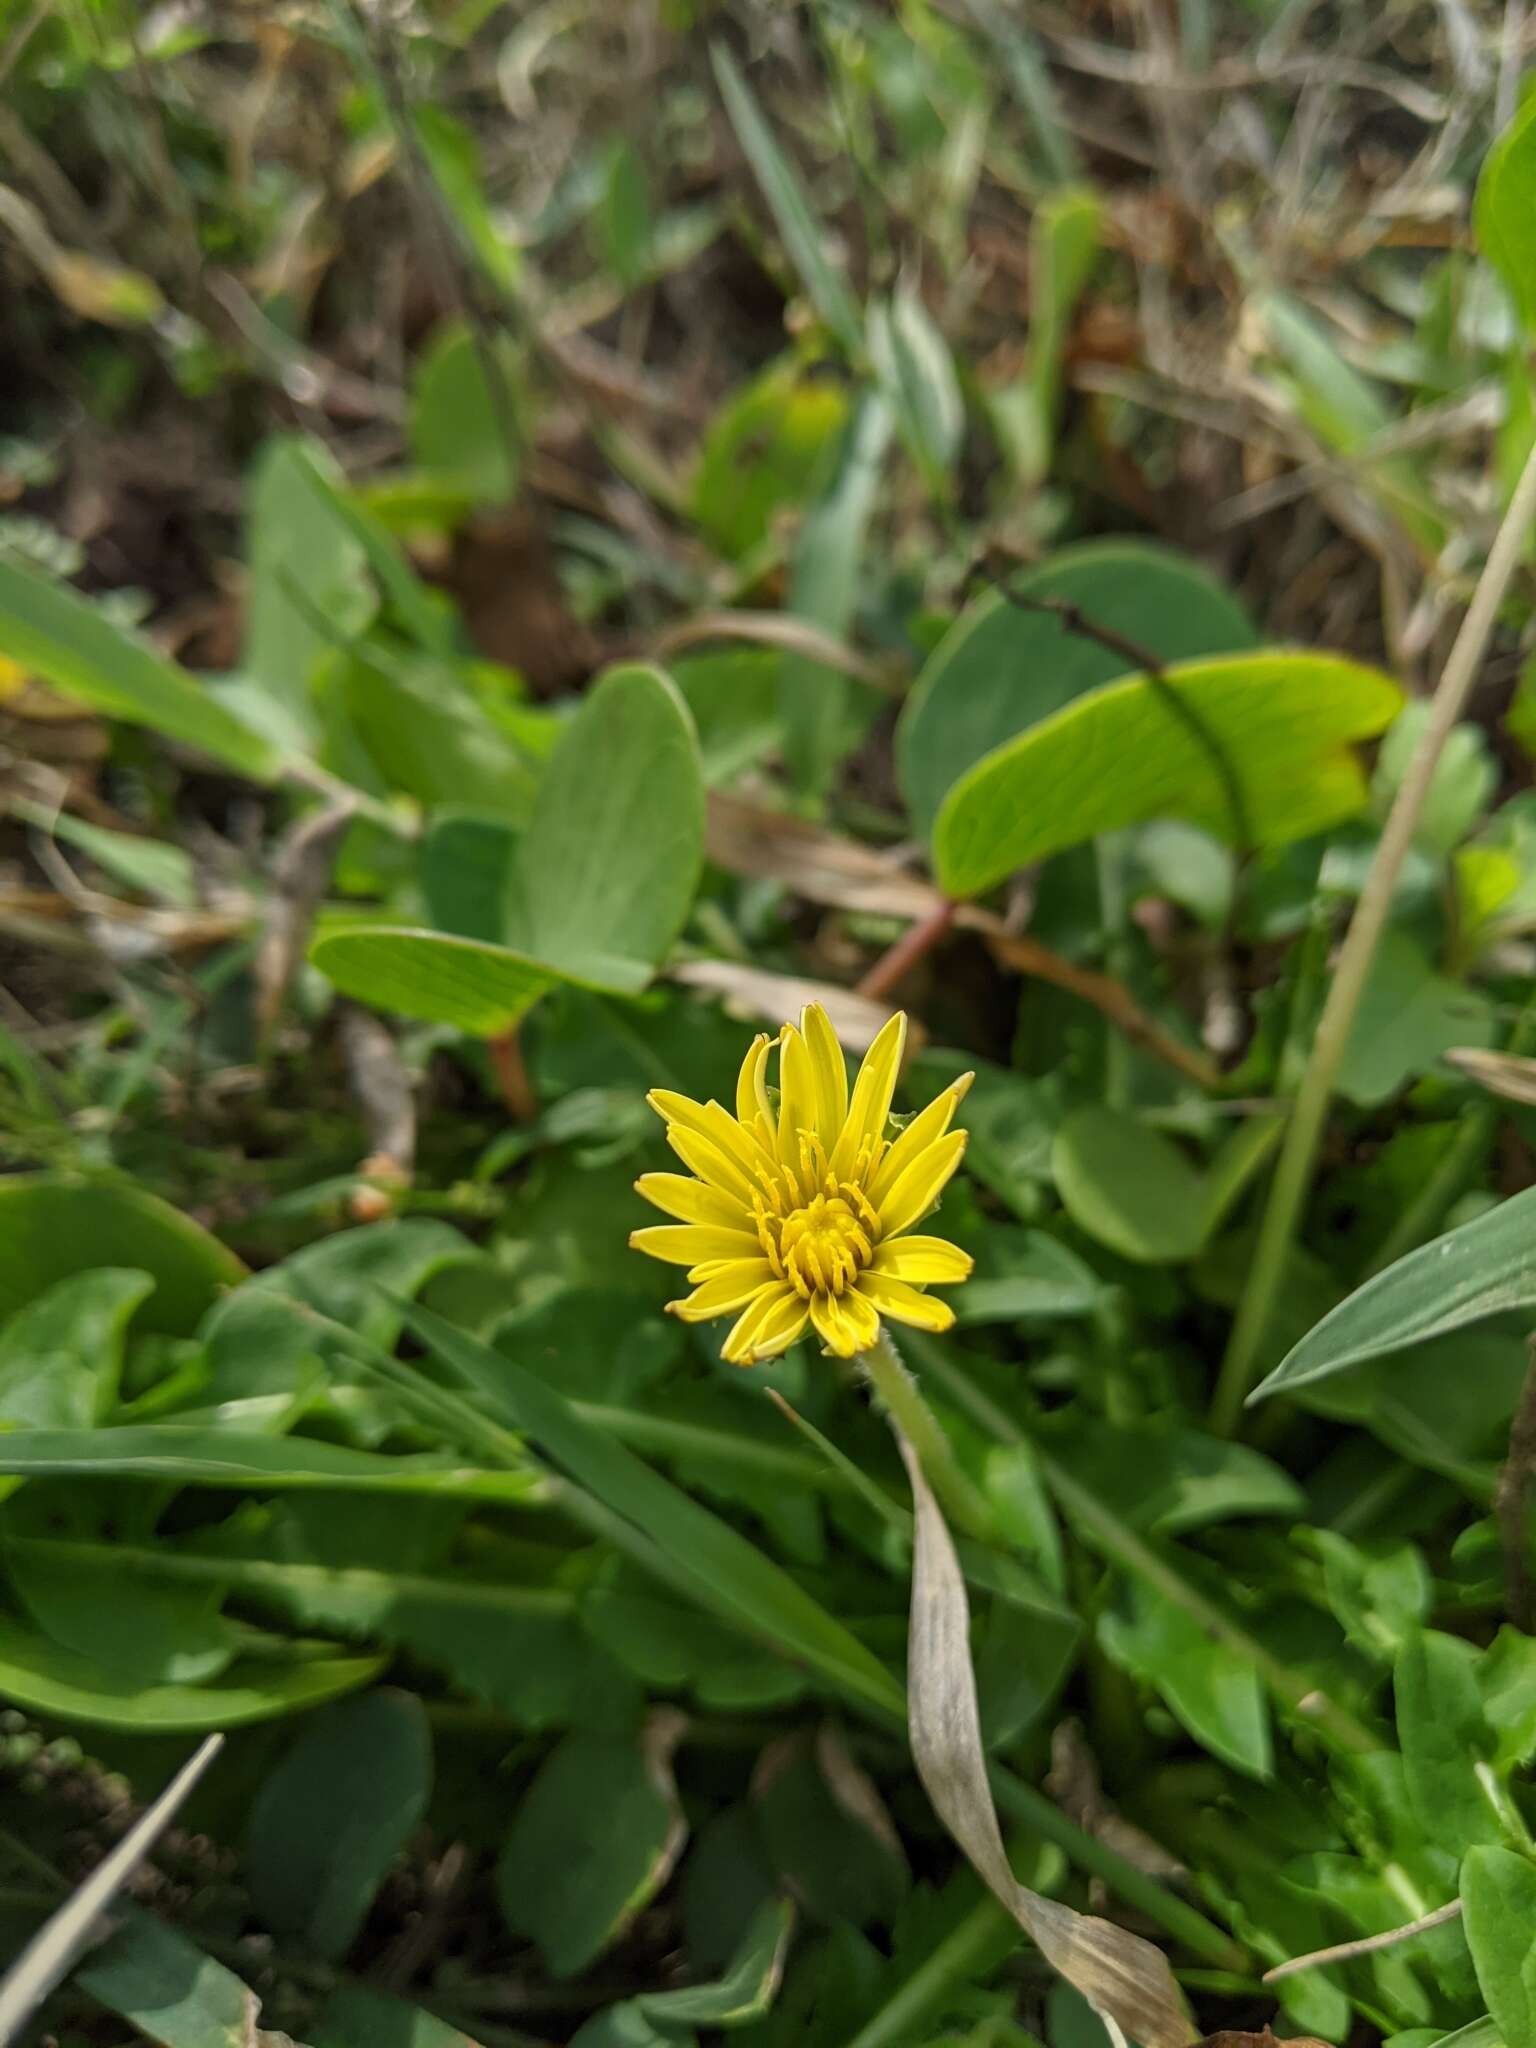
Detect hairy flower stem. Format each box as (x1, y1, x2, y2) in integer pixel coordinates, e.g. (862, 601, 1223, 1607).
(858, 1329, 997, 1545)
(1212, 434, 1536, 1436)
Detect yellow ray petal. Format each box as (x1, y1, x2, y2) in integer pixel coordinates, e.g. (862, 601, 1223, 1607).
(648, 1089, 766, 1181)
(808, 1285, 880, 1356)
(666, 1125, 760, 1206)
(722, 1282, 807, 1364)
(857, 1271, 957, 1333)
(735, 1032, 773, 1127)
(635, 1172, 751, 1230)
(878, 1128, 967, 1237)
(630, 1224, 763, 1267)
(865, 1073, 973, 1206)
(830, 1009, 908, 1180)
(777, 1023, 817, 1160)
(871, 1235, 974, 1284)
(801, 1002, 849, 1149)
(669, 1261, 778, 1321)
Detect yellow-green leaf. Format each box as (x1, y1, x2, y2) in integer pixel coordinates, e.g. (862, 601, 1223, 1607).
(933, 651, 1402, 901)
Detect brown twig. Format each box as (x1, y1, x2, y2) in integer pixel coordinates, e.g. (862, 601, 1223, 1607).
(978, 923, 1221, 1091)
(975, 551, 1168, 679)
(857, 898, 958, 1001)
(1262, 1899, 1462, 1984)
(1496, 1334, 1536, 1632)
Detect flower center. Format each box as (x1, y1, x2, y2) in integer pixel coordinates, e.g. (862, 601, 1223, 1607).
(764, 1187, 877, 1299)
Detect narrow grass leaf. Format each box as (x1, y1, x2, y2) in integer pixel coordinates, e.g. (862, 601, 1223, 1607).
(709, 45, 863, 355)
(0, 556, 281, 779)
(394, 1298, 905, 1720)
(1252, 1185, 1536, 1400)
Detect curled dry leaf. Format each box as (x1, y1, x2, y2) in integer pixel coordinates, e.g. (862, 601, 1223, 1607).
(338, 1003, 416, 1178)
(705, 792, 941, 921)
(670, 958, 919, 1056)
(1195, 2034, 1332, 2048)
(1047, 1720, 1187, 1885)
(1444, 1046, 1536, 1105)
(896, 1431, 1195, 2048)
(254, 798, 356, 1044)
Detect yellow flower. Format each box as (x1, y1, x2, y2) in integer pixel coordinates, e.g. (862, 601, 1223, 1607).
(630, 1004, 974, 1365)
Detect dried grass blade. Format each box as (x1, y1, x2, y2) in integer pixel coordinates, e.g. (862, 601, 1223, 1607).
(897, 1432, 1194, 2048)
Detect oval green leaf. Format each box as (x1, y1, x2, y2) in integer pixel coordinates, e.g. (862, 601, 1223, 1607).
(1052, 1108, 1207, 1266)
(1462, 1845, 1536, 2048)
(246, 1690, 433, 1960)
(312, 663, 704, 1030)
(0, 1617, 383, 1731)
(934, 651, 1402, 900)
(1252, 1185, 1536, 1402)
(0, 1177, 245, 1332)
(309, 927, 561, 1035)
(1476, 94, 1536, 336)
(0, 555, 280, 780)
(899, 541, 1259, 835)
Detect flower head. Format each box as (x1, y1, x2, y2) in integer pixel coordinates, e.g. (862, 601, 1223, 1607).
(630, 1005, 973, 1365)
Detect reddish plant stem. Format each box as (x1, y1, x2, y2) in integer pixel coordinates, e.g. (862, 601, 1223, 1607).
(487, 1026, 538, 1123)
(857, 898, 958, 1002)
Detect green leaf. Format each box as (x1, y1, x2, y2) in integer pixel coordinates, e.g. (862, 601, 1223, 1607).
(414, 107, 519, 293)
(898, 540, 1259, 836)
(308, 928, 561, 1036)
(935, 651, 1402, 898)
(779, 390, 894, 799)
(598, 138, 654, 287)
(394, 1299, 906, 1721)
(420, 810, 523, 942)
(1395, 1631, 1503, 1853)
(692, 361, 849, 560)
(1374, 703, 1497, 857)
(1051, 1108, 1281, 1266)
(1462, 1845, 1536, 2048)
(1337, 931, 1494, 1107)
(498, 1725, 684, 1976)
(0, 1616, 382, 1730)
(0, 554, 280, 778)
(409, 318, 521, 504)
(989, 188, 1101, 486)
(0, 1425, 545, 1502)
(314, 664, 703, 1029)
(671, 649, 782, 784)
(0, 1177, 244, 1332)
(72, 1908, 269, 2048)
(635, 1896, 793, 2028)
(8, 800, 196, 905)
(709, 44, 864, 355)
(955, 1233, 1108, 1323)
(0, 1268, 152, 1427)
(505, 664, 703, 983)
(4, 1483, 234, 1687)
(1253, 1185, 1536, 1399)
(756, 1734, 908, 1930)
(868, 287, 963, 495)
(1476, 94, 1536, 335)
(314, 1979, 491, 2048)
(1098, 1576, 1271, 1779)
(1052, 1109, 1207, 1265)
(244, 436, 376, 746)
(246, 1690, 433, 1959)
